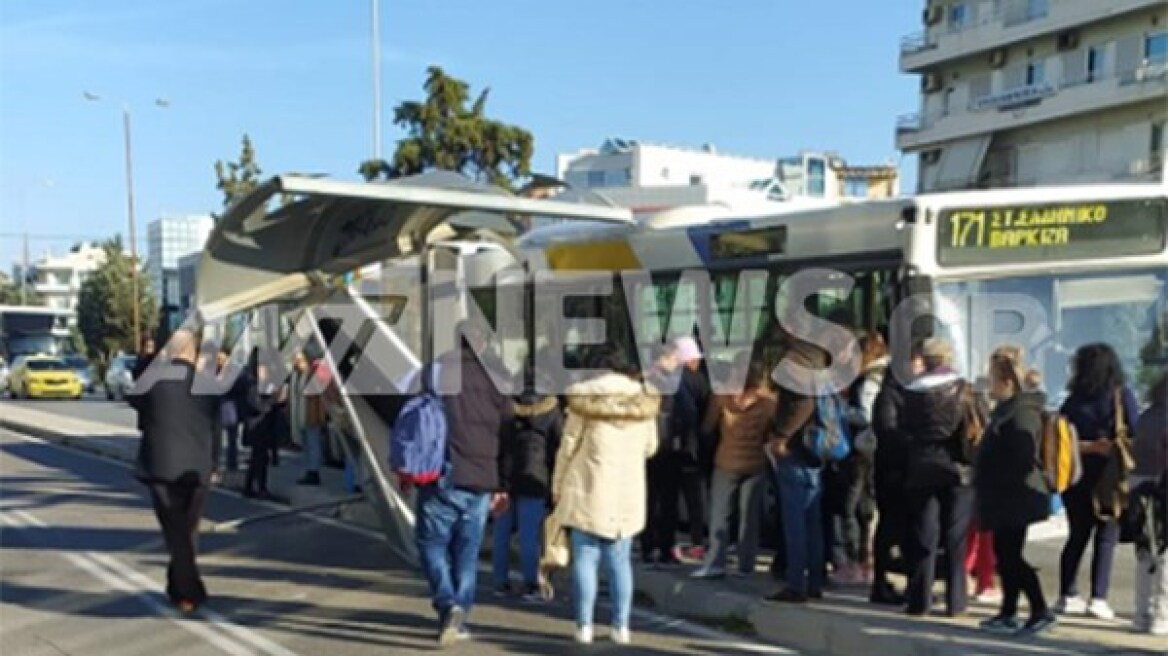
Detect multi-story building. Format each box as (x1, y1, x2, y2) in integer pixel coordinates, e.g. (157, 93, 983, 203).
(897, 0, 1167, 192)
(147, 215, 213, 331)
(555, 139, 899, 212)
(25, 243, 107, 317)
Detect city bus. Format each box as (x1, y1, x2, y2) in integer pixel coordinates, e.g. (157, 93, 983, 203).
(0, 305, 74, 361)
(194, 173, 1166, 558)
(502, 183, 1167, 401)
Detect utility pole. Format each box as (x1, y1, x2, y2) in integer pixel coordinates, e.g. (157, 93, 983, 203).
(122, 106, 141, 350)
(21, 231, 29, 305)
(372, 0, 383, 161)
(86, 92, 169, 350)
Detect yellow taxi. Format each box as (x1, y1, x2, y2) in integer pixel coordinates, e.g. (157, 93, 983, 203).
(8, 355, 84, 400)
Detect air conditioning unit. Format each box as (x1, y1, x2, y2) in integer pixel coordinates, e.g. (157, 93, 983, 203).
(922, 149, 942, 165)
(922, 72, 943, 93)
(1057, 30, 1081, 51)
(924, 5, 944, 25)
(989, 48, 1008, 69)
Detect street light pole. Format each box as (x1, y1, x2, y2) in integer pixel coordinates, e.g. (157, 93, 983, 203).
(85, 92, 168, 352)
(372, 0, 383, 161)
(122, 105, 141, 350)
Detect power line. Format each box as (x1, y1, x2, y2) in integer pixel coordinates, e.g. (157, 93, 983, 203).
(0, 231, 120, 242)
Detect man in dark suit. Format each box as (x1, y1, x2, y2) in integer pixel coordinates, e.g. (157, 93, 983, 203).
(127, 328, 220, 613)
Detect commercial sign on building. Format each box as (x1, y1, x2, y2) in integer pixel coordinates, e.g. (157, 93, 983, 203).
(970, 83, 1056, 112)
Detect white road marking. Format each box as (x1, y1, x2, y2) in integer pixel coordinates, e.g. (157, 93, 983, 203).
(0, 506, 301, 656)
(2, 427, 787, 653)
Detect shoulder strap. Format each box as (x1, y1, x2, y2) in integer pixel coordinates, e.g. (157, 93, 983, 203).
(1114, 388, 1129, 439)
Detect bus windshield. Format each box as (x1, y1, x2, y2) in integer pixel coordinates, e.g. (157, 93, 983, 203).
(936, 268, 1167, 405)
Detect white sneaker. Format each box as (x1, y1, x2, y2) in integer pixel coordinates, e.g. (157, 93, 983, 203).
(611, 626, 631, 645)
(1087, 599, 1116, 621)
(574, 626, 593, 644)
(1054, 595, 1087, 615)
(973, 589, 1003, 604)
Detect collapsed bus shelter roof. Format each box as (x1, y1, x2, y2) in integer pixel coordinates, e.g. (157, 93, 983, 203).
(196, 171, 634, 319)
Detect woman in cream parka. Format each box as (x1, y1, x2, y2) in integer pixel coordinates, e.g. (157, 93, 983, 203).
(552, 347, 660, 646)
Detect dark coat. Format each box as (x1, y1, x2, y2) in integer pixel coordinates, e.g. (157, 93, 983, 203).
(439, 345, 513, 493)
(901, 370, 971, 489)
(128, 360, 220, 485)
(872, 374, 911, 489)
(500, 393, 563, 499)
(975, 392, 1051, 531)
(1061, 386, 1141, 490)
(672, 366, 711, 464)
(645, 367, 679, 462)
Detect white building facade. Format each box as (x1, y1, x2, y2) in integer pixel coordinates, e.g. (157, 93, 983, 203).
(146, 215, 213, 330)
(897, 0, 1167, 192)
(28, 243, 107, 317)
(555, 140, 899, 212)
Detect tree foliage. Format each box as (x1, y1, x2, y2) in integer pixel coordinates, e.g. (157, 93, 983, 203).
(214, 134, 263, 210)
(359, 67, 534, 190)
(0, 279, 40, 305)
(77, 237, 157, 361)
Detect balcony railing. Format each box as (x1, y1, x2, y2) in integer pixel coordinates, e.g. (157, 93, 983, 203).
(895, 113, 923, 133)
(899, 32, 935, 55)
(900, 60, 1168, 138)
(900, 1, 1062, 58)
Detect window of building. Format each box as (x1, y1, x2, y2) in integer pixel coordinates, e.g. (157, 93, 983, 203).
(807, 158, 826, 197)
(844, 178, 869, 198)
(1146, 31, 1168, 64)
(1087, 46, 1106, 83)
(586, 170, 605, 187)
(689, 174, 704, 186)
(1026, 60, 1045, 86)
(948, 3, 967, 31)
(942, 87, 956, 116)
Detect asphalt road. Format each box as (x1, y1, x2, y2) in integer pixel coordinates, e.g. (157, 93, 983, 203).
(1, 397, 1144, 621)
(0, 426, 782, 656)
(4, 395, 138, 428)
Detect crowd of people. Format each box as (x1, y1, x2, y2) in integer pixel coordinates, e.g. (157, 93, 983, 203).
(412, 326, 1167, 648)
(124, 324, 1167, 649)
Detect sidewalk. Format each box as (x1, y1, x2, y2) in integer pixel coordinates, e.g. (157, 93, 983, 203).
(3, 404, 1163, 656)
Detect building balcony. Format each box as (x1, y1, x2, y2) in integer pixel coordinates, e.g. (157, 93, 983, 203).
(897, 59, 1168, 151)
(900, 0, 1164, 73)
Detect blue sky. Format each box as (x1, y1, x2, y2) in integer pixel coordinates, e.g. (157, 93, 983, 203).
(0, 0, 920, 272)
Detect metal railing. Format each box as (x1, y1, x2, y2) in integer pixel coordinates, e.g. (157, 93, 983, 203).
(900, 32, 935, 55)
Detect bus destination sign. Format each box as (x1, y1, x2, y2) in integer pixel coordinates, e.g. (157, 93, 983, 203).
(937, 198, 1167, 266)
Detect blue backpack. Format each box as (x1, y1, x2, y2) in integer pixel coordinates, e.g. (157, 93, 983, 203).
(390, 369, 448, 487)
(802, 381, 852, 463)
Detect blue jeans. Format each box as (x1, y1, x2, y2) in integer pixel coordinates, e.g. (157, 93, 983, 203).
(571, 529, 633, 630)
(303, 425, 324, 473)
(492, 496, 547, 588)
(415, 485, 490, 618)
(775, 460, 825, 594)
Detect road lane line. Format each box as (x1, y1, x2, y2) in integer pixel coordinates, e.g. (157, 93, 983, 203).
(89, 553, 301, 656)
(4, 428, 786, 652)
(1, 511, 258, 655)
(2, 507, 302, 656)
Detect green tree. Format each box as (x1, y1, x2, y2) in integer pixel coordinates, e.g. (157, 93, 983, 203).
(77, 238, 157, 362)
(214, 134, 263, 211)
(359, 67, 534, 190)
(0, 279, 41, 305)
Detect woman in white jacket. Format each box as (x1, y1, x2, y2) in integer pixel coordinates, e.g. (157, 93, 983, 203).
(552, 347, 659, 646)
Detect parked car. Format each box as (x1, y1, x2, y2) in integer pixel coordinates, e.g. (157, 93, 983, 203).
(63, 355, 95, 394)
(104, 354, 138, 401)
(8, 355, 84, 400)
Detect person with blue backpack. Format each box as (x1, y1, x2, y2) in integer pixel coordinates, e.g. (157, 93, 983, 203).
(764, 335, 838, 604)
(394, 323, 513, 648)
